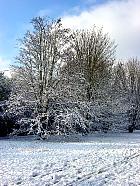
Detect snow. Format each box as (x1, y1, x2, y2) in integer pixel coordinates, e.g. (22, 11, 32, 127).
(0, 132, 140, 186)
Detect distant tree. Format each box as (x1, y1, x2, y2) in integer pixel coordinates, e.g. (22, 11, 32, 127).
(0, 73, 12, 136)
(0, 72, 11, 101)
(111, 58, 140, 132)
(125, 58, 140, 132)
(126, 59, 140, 105)
(112, 62, 127, 96)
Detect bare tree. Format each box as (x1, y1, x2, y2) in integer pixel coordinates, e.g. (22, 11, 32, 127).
(12, 17, 70, 112)
(125, 58, 140, 132)
(112, 62, 128, 99)
(69, 26, 116, 102)
(126, 59, 140, 105)
(111, 59, 140, 132)
(10, 17, 71, 137)
(58, 26, 116, 133)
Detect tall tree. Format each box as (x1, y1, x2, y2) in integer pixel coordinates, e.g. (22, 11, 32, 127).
(70, 26, 116, 102)
(58, 27, 116, 133)
(10, 17, 71, 137)
(12, 17, 70, 113)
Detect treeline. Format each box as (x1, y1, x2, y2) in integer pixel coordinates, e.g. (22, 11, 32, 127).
(0, 72, 12, 136)
(1, 16, 140, 138)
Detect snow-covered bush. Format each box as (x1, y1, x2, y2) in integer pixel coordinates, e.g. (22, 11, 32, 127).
(54, 111, 88, 135)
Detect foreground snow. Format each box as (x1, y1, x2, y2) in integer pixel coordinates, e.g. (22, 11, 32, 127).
(0, 132, 140, 186)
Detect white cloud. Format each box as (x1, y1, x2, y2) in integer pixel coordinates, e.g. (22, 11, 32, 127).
(62, 0, 140, 60)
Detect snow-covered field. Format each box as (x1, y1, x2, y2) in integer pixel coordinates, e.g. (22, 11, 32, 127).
(0, 132, 140, 186)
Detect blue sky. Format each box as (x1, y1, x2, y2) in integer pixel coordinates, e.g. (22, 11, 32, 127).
(0, 0, 140, 74)
(0, 0, 82, 58)
(0, 0, 106, 72)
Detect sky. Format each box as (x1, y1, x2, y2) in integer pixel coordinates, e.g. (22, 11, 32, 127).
(0, 0, 140, 76)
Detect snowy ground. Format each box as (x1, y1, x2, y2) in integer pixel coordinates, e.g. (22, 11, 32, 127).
(0, 132, 140, 186)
